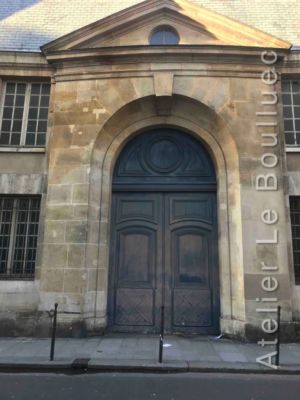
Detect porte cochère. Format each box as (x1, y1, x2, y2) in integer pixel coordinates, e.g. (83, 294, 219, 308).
(1, 0, 300, 341)
(108, 128, 220, 334)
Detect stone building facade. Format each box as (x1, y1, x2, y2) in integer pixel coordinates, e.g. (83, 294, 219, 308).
(0, 0, 300, 340)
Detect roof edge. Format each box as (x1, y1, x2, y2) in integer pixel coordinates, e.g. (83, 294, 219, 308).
(41, 0, 292, 54)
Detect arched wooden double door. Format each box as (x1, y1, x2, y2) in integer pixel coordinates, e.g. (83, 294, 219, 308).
(108, 128, 220, 334)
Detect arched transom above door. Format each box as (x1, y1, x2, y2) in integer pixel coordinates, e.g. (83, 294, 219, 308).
(108, 128, 220, 334)
(113, 128, 216, 191)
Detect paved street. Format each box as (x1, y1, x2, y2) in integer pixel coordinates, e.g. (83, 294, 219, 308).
(0, 372, 300, 400)
(1, 335, 300, 373)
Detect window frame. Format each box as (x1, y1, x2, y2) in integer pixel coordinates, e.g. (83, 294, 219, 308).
(0, 80, 50, 148)
(281, 78, 300, 149)
(290, 196, 300, 285)
(0, 195, 41, 280)
(149, 25, 180, 46)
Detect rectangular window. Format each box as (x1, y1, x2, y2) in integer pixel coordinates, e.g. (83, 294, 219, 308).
(282, 80, 300, 147)
(290, 196, 300, 284)
(0, 81, 50, 147)
(0, 196, 41, 279)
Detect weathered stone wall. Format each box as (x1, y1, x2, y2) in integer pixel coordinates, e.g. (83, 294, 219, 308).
(0, 59, 51, 336)
(34, 72, 242, 336)
(0, 152, 47, 336)
(29, 58, 292, 339)
(0, 51, 299, 340)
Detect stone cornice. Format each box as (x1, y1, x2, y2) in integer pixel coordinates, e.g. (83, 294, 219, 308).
(44, 45, 289, 64)
(0, 51, 54, 76)
(1, 46, 299, 80)
(279, 52, 300, 71)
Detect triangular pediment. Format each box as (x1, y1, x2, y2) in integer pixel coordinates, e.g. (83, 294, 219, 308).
(42, 0, 291, 53)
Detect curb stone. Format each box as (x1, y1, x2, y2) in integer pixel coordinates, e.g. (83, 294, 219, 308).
(0, 360, 300, 375)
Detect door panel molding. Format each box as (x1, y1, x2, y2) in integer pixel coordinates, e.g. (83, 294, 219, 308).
(108, 129, 219, 335)
(108, 191, 219, 334)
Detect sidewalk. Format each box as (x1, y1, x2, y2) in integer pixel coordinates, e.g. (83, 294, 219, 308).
(0, 334, 300, 374)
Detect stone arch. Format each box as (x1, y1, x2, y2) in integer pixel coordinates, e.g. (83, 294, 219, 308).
(84, 94, 245, 338)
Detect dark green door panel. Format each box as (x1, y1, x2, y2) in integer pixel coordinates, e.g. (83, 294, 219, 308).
(107, 128, 219, 335)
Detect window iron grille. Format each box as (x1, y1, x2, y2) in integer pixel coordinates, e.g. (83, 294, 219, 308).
(0, 196, 40, 279)
(290, 196, 300, 284)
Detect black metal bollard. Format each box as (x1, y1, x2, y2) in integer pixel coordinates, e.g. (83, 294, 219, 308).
(159, 305, 165, 363)
(50, 303, 58, 361)
(275, 305, 281, 367)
